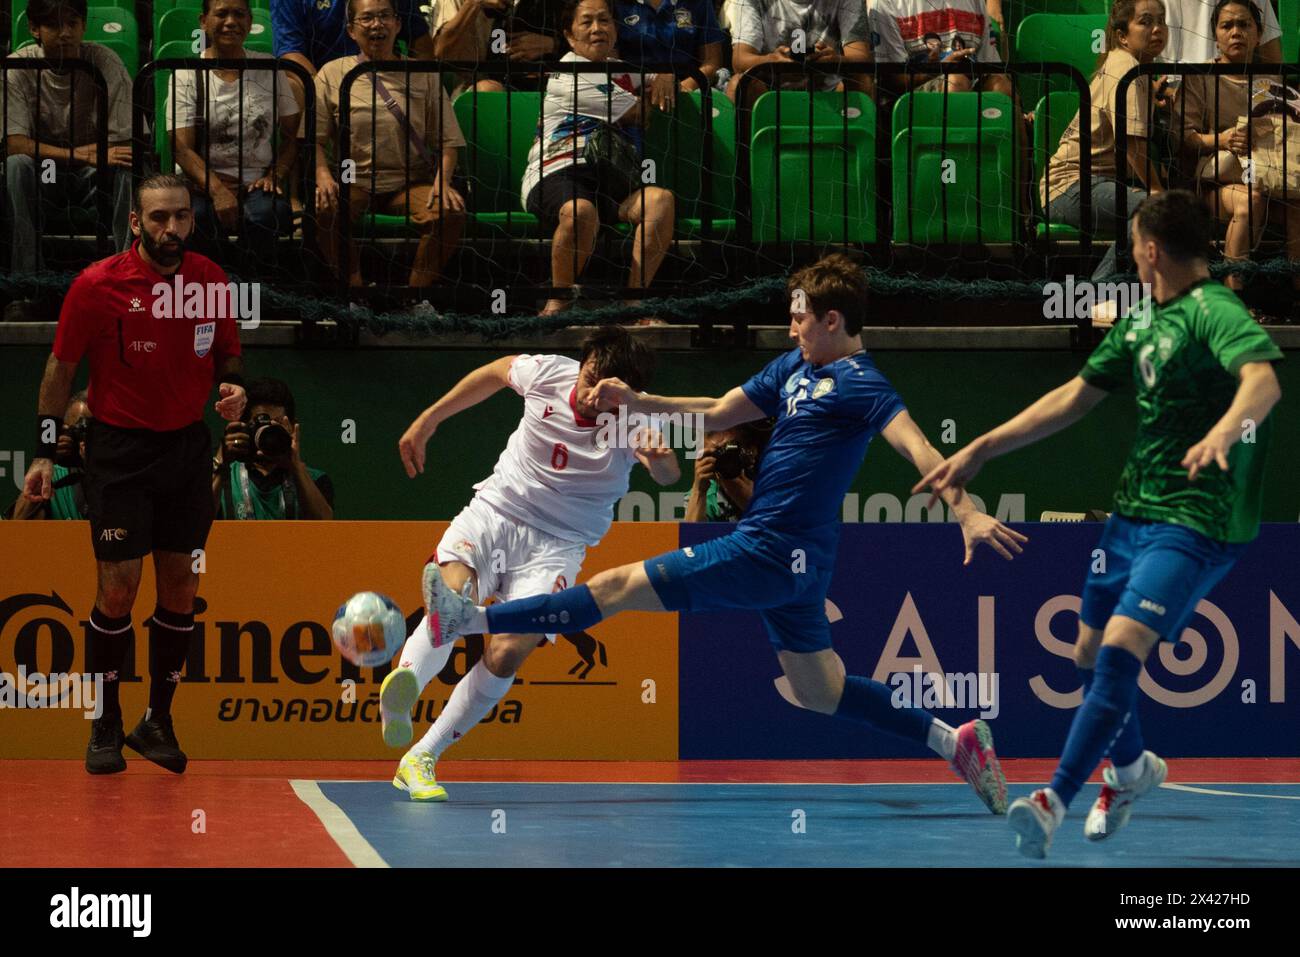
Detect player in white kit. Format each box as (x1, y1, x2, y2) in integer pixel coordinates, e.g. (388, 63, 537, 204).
(385, 326, 680, 800)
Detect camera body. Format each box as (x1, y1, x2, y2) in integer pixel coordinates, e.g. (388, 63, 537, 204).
(228, 413, 292, 462)
(712, 442, 756, 481)
(56, 417, 90, 468)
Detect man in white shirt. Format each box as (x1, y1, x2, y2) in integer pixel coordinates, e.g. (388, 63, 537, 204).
(867, 0, 1011, 96)
(384, 325, 681, 800)
(1159, 0, 1281, 63)
(727, 0, 874, 103)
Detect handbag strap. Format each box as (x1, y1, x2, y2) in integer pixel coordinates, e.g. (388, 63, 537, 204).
(357, 52, 437, 169)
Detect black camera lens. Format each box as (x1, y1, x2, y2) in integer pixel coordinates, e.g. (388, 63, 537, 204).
(713, 443, 749, 481)
(249, 414, 292, 457)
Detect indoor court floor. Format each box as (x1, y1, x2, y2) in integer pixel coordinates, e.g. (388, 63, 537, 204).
(3, 759, 1298, 868)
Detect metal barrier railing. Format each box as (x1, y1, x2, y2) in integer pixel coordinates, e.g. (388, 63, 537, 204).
(132, 56, 317, 270)
(0, 59, 111, 271)
(1115, 60, 1300, 266)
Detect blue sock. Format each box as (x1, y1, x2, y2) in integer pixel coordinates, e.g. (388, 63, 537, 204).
(484, 584, 604, 635)
(833, 675, 933, 745)
(1078, 665, 1145, 768)
(1051, 646, 1143, 807)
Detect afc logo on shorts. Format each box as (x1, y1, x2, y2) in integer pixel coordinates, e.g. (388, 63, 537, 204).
(98, 528, 128, 542)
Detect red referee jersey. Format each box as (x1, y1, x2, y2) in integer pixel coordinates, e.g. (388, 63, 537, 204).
(53, 241, 242, 431)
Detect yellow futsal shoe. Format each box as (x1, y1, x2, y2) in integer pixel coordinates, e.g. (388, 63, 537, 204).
(392, 751, 448, 802)
(379, 665, 420, 749)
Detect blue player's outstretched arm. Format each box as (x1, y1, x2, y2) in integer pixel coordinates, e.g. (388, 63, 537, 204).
(881, 409, 1029, 565)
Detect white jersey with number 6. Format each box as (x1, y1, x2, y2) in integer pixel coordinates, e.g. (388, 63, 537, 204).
(471, 354, 639, 546)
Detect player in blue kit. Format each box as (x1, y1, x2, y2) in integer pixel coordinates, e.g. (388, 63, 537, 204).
(421, 254, 1029, 812)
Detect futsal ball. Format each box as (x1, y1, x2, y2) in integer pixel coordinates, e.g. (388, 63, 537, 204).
(331, 592, 405, 668)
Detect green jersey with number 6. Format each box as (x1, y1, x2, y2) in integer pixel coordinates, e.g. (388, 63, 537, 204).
(1079, 279, 1283, 543)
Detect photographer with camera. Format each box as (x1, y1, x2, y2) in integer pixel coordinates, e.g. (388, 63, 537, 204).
(212, 378, 334, 520)
(6, 391, 92, 521)
(685, 421, 770, 522)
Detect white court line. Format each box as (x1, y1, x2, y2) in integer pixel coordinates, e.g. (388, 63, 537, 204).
(1161, 783, 1300, 801)
(290, 779, 390, 868)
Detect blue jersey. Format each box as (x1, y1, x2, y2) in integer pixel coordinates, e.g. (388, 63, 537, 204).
(738, 347, 906, 567)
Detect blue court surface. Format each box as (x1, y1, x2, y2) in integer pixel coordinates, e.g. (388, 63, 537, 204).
(296, 781, 1300, 867)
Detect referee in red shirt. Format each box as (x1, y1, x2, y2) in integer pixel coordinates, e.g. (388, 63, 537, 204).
(22, 173, 247, 775)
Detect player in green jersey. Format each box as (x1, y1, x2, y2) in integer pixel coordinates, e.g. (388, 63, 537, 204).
(915, 190, 1283, 858)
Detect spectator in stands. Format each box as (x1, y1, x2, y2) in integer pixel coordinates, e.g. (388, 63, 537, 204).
(273, 0, 434, 73)
(4, 391, 91, 520)
(867, 0, 1013, 98)
(525, 0, 676, 316)
(3, 0, 132, 273)
(1041, 0, 1168, 282)
(1160, 0, 1281, 63)
(166, 0, 301, 261)
(1174, 0, 1300, 294)
(273, 0, 434, 117)
(684, 421, 771, 521)
(726, 0, 873, 105)
(431, 0, 566, 95)
(314, 0, 467, 292)
(614, 0, 726, 111)
(212, 378, 335, 519)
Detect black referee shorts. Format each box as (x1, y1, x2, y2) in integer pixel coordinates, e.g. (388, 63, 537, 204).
(83, 420, 214, 563)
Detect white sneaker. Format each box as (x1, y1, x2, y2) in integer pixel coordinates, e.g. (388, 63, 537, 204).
(421, 561, 477, 647)
(1008, 788, 1065, 859)
(1085, 751, 1168, 841)
(379, 665, 420, 749)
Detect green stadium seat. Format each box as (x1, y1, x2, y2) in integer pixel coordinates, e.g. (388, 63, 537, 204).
(749, 90, 877, 243)
(448, 90, 543, 239)
(1032, 92, 1082, 241)
(1281, 0, 1299, 64)
(1012, 13, 1108, 113)
(156, 6, 273, 55)
(153, 0, 271, 17)
(644, 91, 737, 239)
(14, 8, 138, 73)
(891, 91, 1021, 244)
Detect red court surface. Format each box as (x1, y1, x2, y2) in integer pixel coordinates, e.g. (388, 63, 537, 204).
(2, 758, 1297, 868)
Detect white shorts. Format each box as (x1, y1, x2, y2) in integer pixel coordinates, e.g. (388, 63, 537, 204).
(435, 496, 586, 642)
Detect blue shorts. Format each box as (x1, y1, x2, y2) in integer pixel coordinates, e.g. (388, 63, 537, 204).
(643, 532, 834, 654)
(1079, 514, 1247, 642)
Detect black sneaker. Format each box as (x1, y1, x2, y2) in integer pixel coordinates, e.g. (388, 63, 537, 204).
(124, 713, 188, 774)
(85, 715, 126, 775)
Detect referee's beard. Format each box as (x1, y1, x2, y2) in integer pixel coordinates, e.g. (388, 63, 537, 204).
(139, 227, 187, 269)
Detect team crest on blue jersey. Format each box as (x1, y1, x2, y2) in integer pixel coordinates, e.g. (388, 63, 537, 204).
(193, 322, 215, 358)
(675, 9, 694, 27)
(812, 378, 835, 398)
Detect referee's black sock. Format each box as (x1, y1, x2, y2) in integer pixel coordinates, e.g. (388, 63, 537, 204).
(146, 606, 194, 719)
(88, 607, 133, 721)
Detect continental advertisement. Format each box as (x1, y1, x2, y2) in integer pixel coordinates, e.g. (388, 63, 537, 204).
(0, 522, 679, 760)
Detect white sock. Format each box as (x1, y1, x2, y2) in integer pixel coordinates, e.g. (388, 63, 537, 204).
(1042, 787, 1067, 824)
(1113, 752, 1147, 787)
(409, 659, 515, 760)
(464, 605, 488, 634)
(396, 616, 455, 691)
(927, 717, 957, 762)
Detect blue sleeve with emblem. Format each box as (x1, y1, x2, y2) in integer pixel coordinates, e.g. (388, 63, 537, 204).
(740, 349, 799, 417)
